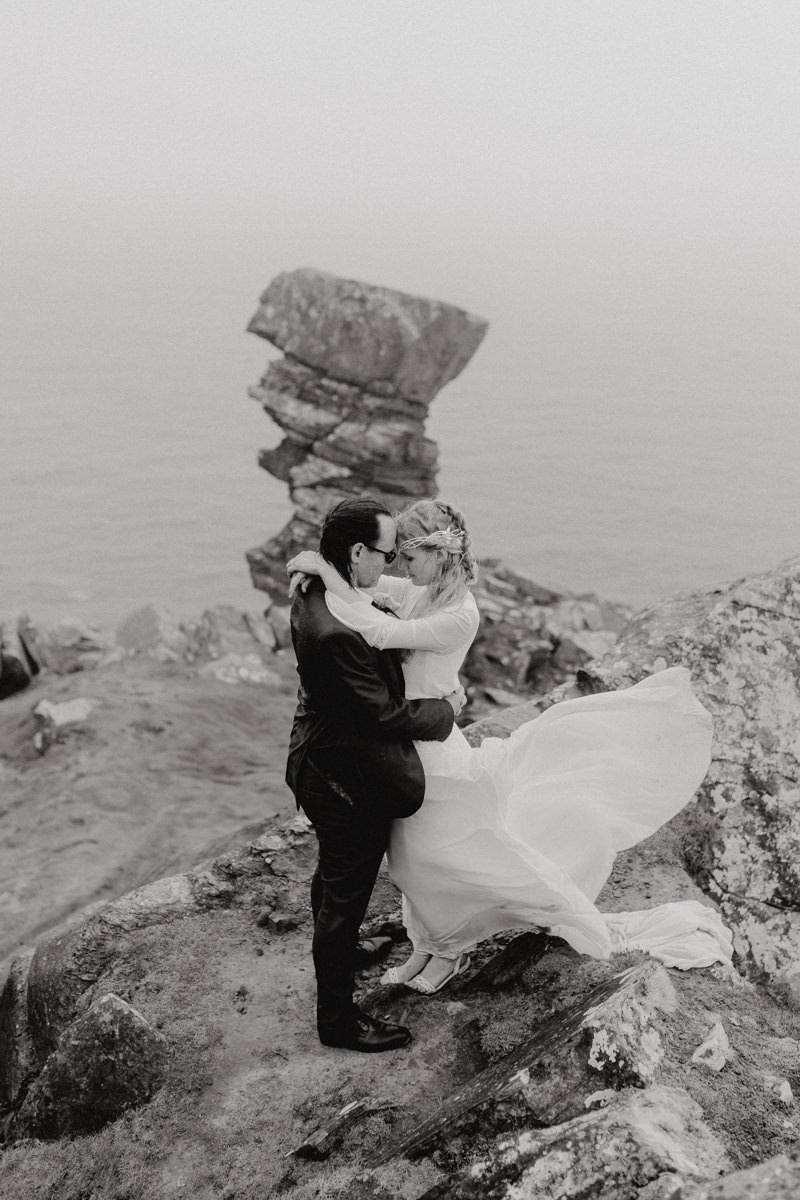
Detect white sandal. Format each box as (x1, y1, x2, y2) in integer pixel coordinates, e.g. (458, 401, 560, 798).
(379, 954, 431, 986)
(405, 952, 471, 995)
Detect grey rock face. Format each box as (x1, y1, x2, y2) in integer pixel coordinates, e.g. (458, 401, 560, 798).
(18, 615, 112, 674)
(0, 821, 318, 1131)
(481, 553, 800, 991)
(0, 952, 36, 1119)
(245, 270, 488, 600)
(673, 1143, 800, 1198)
(111, 603, 285, 684)
(466, 560, 631, 720)
(381, 961, 686, 1165)
(0, 617, 38, 699)
(10, 994, 167, 1140)
(116, 602, 190, 660)
(583, 555, 800, 991)
(32, 697, 99, 754)
(421, 1086, 729, 1200)
(247, 268, 488, 403)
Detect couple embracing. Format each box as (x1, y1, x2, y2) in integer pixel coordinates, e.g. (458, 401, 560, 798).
(286, 496, 732, 1054)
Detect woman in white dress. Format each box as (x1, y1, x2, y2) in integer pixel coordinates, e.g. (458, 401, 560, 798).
(287, 499, 732, 994)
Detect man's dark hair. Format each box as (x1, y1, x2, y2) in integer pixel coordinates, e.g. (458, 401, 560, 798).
(319, 496, 392, 583)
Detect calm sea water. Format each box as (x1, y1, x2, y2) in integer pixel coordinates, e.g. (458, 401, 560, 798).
(3, 233, 800, 631)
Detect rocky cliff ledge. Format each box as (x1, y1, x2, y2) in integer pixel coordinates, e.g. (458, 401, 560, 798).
(470, 553, 800, 999)
(244, 269, 488, 600)
(3, 556, 800, 1199)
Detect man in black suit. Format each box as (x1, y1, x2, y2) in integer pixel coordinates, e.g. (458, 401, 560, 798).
(286, 496, 463, 1052)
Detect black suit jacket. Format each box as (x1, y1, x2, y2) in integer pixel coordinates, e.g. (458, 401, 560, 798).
(286, 579, 454, 817)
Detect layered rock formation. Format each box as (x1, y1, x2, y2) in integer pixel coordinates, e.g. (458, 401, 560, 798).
(240, 268, 631, 711)
(468, 561, 631, 713)
(244, 269, 488, 600)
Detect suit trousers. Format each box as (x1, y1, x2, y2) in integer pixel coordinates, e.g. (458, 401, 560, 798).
(295, 757, 392, 1032)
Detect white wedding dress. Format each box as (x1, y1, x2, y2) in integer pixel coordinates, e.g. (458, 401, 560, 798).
(326, 577, 732, 970)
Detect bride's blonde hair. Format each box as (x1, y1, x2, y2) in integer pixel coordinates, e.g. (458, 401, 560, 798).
(395, 498, 478, 611)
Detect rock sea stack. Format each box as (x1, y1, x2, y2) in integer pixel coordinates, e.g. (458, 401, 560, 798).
(245, 268, 488, 600)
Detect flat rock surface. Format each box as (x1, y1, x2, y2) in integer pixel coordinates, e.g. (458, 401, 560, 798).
(0, 654, 298, 972)
(247, 268, 488, 403)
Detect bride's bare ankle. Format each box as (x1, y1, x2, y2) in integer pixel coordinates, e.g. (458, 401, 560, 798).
(397, 951, 430, 981)
(418, 953, 463, 984)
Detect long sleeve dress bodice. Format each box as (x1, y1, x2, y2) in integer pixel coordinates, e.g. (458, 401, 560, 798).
(326, 576, 478, 696)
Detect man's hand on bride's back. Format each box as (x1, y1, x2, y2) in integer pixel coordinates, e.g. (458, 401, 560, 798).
(444, 686, 466, 716)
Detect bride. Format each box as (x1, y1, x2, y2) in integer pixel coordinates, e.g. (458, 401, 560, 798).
(287, 498, 732, 994)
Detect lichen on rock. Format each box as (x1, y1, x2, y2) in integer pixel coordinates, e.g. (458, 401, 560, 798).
(480, 553, 800, 990)
(9, 993, 167, 1141)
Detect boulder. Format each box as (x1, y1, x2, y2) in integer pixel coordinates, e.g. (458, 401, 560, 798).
(1, 612, 117, 696)
(380, 960, 680, 1163)
(419, 1086, 729, 1200)
(32, 697, 98, 754)
(0, 819, 318, 1121)
(0, 616, 39, 699)
(114, 604, 283, 681)
(0, 650, 33, 700)
(116, 603, 189, 660)
(181, 605, 276, 660)
(691, 1021, 734, 1072)
(10, 994, 167, 1140)
(673, 1142, 800, 1198)
(246, 268, 488, 403)
(21, 876, 200, 1069)
(18, 615, 113, 674)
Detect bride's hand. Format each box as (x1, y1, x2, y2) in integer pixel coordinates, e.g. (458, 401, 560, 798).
(286, 551, 324, 599)
(287, 550, 323, 577)
(444, 685, 466, 716)
(288, 571, 310, 600)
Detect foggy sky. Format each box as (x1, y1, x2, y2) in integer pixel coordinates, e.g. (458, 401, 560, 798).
(4, 1, 799, 312)
(4, 2, 800, 617)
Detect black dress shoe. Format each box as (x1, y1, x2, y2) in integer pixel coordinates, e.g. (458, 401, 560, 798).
(318, 1010, 412, 1053)
(352, 936, 394, 970)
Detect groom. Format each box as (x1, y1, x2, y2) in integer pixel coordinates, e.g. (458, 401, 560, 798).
(286, 496, 462, 1052)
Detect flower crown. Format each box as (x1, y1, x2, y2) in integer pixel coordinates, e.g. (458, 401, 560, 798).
(398, 526, 465, 553)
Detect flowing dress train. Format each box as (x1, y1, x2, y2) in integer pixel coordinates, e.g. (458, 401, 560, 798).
(326, 581, 732, 971)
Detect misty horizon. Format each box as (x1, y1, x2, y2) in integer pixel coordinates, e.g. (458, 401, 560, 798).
(3, 3, 800, 622)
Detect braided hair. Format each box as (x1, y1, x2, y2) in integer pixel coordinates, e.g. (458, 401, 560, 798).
(394, 498, 478, 611)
